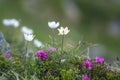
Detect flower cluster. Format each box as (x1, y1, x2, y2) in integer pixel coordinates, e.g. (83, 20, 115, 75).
(36, 50, 48, 60)
(82, 56, 105, 80)
(4, 53, 11, 59)
(82, 75, 90, 80)
(82, 57, 104, 69)
(82, 60, 92, 70)
(48, 47, 56, 53)
(95, 56, 104, 64)
(36, 47, 56, 60)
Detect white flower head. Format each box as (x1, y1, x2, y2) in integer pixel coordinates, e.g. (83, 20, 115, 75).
(2, 19, 19, 28)
(58, 27, 70, 35)
(34, 39, 44, 48)
(48, 21, 59, 29)
(24, 33, 34, 41)
(21, 26, 33, 34)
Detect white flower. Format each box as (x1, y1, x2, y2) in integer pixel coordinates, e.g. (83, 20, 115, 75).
(2, 19, 19, 28)
(57, 27, 70, 35)
(61, 59, 66, 63)
(21, 26, 33, 34)
(34, 39, 44, 48)
(48, 21, 59, 29)
(24, 33, 34, 41)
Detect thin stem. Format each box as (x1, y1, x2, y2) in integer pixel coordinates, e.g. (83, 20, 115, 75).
(61, 35, 64, 54)
(23, 41, 29, 71)
(52, 29, 55, 47)
(87, 47, 90, 59)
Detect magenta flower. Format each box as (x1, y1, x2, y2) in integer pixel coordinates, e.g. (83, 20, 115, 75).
(82, 75, 90, 80)
(82, 60, 92, 69)
(95, 56, 104, 64)
(36, 50, 48, 60)
(48, 47, 56, 53)
(4, 53, 11, 59)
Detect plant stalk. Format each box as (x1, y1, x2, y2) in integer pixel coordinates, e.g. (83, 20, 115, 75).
(87, 47, 90, 59)
(61, 35, 64, 54)
(52, 29, 55, 47)
(23, 41, 29, 71)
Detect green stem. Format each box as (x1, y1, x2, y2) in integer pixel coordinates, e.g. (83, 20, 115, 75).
(61, 35, 64, 54)
(87, 47, 90, 59)
(23, 41, 29, 71)
(52, 29, 55, 47)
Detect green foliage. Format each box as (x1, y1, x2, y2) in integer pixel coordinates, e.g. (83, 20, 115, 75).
(0, 50, 120, 80)
(0, 33, 120, 80)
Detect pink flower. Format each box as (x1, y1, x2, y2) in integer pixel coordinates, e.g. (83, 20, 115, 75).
(4, 53, 11, 59)
(82, 60, 92, 69)
(82, 75, 90, 80)
(36, 50, 48, 60)
(95, 56, 104, 64)
(48, 47, 56, 53)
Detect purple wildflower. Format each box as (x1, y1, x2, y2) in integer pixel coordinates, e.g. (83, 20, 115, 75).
(4, 53, 11, 59)
(82, 60, 92, 69)
(36, 50, 48, 60)
(48, 47, 56, 53)
(95, 56, 104, 64)
(82, 75, 90, 80)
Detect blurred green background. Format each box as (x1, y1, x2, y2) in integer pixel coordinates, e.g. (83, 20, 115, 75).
(0, 0, 120, 57)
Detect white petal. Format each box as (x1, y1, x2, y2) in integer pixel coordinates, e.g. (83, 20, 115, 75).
(55, 22, 60, 27)
(11, 19, 19, 28)
(34, 39, 44, 48)
(64, 27, 70, 35)
(21, 26, 33, 34)
(2, 19, 19, 28)
(24, 34, 34, 41)
(58, 27, 70, 35)
(58, 27, 64, 35)
(48, 21, 59, 29)
(3, 19, 11, 26)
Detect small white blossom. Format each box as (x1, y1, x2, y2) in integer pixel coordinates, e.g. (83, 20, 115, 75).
(24, 33, 34, 41)
(48, 21, 59, 29)
(2, 19, 19, 28)
(21, 26, 33, 34)
(34, 39, 44, 48)
(61, 59, 66, 63)
(58, 27, 70, 35)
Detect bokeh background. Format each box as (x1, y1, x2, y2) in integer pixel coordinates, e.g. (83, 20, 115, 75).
(0, 0, 120, 60)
